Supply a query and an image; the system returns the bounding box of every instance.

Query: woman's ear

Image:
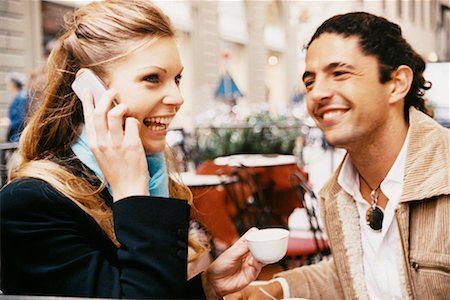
[388,65,413,104]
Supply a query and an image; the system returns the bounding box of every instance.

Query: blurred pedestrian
[2,72,28,142]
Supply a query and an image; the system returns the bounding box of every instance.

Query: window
[430,0,438,30]
[410,0,415,23]
[421,0,425,26]
[397,0,402,18]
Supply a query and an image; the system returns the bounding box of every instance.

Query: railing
[0,142,19,187]
[192,123,311,165]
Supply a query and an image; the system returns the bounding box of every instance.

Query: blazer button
[177,228,186,237]
[177,249,186,259]
[177,240,187,249]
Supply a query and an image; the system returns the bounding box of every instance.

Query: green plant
[194,112,302,163]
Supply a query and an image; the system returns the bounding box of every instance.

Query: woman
[0,0,262,298]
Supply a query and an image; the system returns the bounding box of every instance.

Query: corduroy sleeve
[274,258,345,299]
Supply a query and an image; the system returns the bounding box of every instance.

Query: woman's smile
[143,115,174,131]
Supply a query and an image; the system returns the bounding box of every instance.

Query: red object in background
[191,160,307,247]
[189,183,239,246]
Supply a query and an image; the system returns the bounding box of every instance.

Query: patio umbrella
[214,71,243,105]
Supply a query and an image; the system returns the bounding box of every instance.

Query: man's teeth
[322,110,345,120]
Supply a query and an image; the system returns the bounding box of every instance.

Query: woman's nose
[162,84,184,106]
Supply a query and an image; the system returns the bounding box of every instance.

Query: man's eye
[333,71,349,77]
[304,80,314,89]
[144,74,159,83]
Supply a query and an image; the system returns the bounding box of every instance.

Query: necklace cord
[360,174,385,232]
[359,174,383,206]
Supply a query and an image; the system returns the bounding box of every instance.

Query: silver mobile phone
[71,69,107,106]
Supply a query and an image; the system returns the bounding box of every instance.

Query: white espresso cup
[245,228,289,264]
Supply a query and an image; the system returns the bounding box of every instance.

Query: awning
[214,71,243,102]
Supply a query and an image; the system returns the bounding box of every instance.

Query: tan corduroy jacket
[276,108,450,300]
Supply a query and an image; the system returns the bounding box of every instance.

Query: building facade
[1,0,448,139]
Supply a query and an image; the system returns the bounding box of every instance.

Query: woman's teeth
[143,116,173,131]
[146,117,172,124]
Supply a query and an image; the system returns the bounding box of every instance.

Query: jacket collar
[400,108,450,203]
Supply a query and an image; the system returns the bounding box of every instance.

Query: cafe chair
[281,171,330,268]
[166,128,196,172]
[217,167,271,235]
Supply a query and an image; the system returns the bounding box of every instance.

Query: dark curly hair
[307,12,432,121]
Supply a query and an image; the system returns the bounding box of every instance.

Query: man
[230,12,449,300]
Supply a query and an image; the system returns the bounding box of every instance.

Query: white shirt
[277,131,409,299]
[337,130,409,300]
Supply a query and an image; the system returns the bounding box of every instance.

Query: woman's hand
[201,228,264,299]
[81,88,149,201]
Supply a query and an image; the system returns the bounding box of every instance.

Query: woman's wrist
[201,271,222,300]
[112,182,150,202]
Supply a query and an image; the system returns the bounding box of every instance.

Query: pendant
[365,206,384,232]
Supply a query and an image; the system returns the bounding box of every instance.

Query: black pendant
[365,206,384,232]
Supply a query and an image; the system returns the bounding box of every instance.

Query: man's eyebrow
[324,62,356,72]
[302,62,355,82]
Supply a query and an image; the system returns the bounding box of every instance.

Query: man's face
[302,33,393,149]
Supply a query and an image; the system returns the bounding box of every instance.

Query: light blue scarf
[71,127,169,198]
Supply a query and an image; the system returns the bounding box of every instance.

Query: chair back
[290,171,329,259]
[218,167,271,235]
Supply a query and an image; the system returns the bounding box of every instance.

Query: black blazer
[0,178,205,299]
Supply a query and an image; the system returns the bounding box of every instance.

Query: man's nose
[309,78,333,102]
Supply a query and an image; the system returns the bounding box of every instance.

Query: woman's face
[107,37,184,154]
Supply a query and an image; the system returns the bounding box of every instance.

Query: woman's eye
[144,74,159,83]
[175,75,182,86]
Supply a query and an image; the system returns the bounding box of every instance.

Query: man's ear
[388,65,413,104]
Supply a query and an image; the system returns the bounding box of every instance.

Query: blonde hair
[11,0,206,260]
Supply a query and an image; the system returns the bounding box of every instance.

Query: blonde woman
[0,0,263,298]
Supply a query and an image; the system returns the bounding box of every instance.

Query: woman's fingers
[228,227,258,253]
[80,86,140,151]
[123,117,142,148]
[107,103,129,146]
[77,85,148,200]
[91,88,118,151]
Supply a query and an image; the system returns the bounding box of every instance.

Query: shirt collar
[338,154,358,197]
[384,129,409,185]
[338,129,410,198]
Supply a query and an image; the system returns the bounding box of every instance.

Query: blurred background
[1,0,449,190]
